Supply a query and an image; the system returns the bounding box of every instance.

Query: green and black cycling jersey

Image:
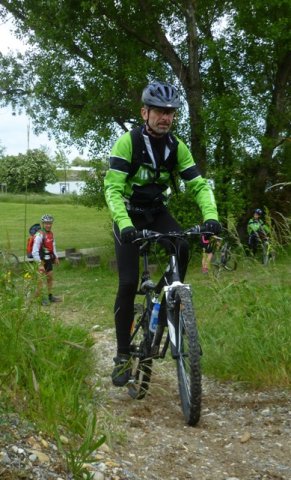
[247,218,270,235]
[104,125,218,232]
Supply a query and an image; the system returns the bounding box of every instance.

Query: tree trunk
[183,0,207,174]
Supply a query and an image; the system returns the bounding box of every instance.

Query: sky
[0,18,85,161]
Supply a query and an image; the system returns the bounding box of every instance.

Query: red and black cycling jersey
[32,229,57,261]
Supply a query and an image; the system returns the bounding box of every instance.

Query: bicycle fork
[164,282,192,359]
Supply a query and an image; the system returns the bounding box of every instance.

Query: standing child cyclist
[32,214,61,305]
[104,80,221,387]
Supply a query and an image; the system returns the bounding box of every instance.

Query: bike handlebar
[134,225,214,242]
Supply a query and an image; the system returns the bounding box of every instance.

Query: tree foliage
[78,159,107,210]
[0,0,290,219]
[0,148,57,192]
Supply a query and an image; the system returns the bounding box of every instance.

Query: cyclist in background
[104,80,221,387]
[247,208,270,255]
[32,214,61,305]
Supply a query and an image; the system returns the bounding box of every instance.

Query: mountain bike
[128,226,208,426]
[0,249,19,271]
[211,236,237,274]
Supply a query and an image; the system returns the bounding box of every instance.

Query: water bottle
[149,297,160,333]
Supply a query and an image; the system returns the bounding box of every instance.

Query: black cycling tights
[113,209,189,355]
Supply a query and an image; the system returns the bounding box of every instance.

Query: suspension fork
[164,280,192,358]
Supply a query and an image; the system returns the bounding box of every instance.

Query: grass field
[53,250,291,386]
[0,196,290,471]
[0,197,111,256]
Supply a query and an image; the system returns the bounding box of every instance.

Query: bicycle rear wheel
[128,303,153,400]
[174,286,201,426]
[222,249,237,271]
[0,252,19,271]
[268,250,276,264]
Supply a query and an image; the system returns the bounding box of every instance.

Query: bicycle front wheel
[174,286,201,426]
[128,304,153,400]
[262,242,270,265]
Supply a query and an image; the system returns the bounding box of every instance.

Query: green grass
[0,193,76,204]
[0,269,97,428]
[0,263,107,478]
[0,198,290,464]
[195,258,291,387]
[51,247,291,389]
[0,196,111,256]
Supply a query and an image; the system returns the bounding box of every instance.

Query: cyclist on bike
[32,214,61,305]
[104,80,221,387]
[247,208,270,255]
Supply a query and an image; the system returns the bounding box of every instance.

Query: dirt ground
[1,327,290,480]
[97,329,291,480]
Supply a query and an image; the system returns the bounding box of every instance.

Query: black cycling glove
[120,226,137,244]
[202,219,222,235]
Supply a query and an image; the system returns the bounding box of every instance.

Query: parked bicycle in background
[210,236,238,275]
[0,249,19,271]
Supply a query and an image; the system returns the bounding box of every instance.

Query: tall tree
[0,149,57,192]
[229,0,291,220]
[0,0,290,218]
[0,0,234,174]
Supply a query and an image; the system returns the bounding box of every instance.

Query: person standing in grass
[104,80,221,387]
[32,214,61,306]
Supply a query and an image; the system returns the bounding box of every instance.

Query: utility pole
[27,115,30,151]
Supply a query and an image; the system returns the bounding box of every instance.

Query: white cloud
[0,18,86,160]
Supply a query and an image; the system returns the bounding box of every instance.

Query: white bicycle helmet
[41,214,54,223]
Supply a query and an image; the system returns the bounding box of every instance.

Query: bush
[168,191,202,228]
[0,149,57,193]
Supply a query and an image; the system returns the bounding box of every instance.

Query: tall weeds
[0,264,105,476]
[198,264,291,387]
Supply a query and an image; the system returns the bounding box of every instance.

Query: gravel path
[96,329,291,480]
[1,328,290,480]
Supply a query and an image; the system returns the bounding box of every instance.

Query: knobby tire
[174,286,201,426]
[222,251,237,271]
[221,245,237,272]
